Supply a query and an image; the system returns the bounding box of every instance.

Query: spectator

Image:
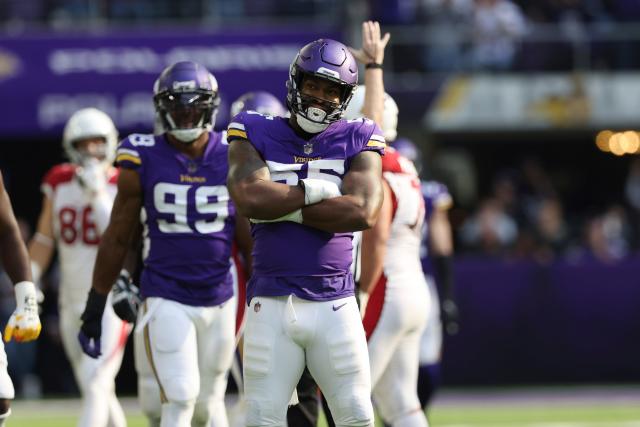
[469,0,527,71]
[421,0,474,72]
[460,198,519,255]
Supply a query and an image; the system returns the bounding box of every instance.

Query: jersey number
[59,206,99,245]
[153,183,229,234]
[266,159,345,186]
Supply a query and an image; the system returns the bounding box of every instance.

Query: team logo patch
[254,301,261,313]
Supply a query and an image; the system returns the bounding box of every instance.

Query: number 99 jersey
[115,131,236,307]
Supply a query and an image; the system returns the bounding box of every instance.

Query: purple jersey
[420,180,453,260]
[422,181,452,221]
[115,131,235,307]
[227,112,385,302]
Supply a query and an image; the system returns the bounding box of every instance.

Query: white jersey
[41,163,118,307]
[382,162,425,287]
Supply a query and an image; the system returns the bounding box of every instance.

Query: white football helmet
[343,84,399,142]
[62,108,118,165]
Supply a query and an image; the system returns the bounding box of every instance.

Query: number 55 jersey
[227,111,385,303]
[116,131,236,307]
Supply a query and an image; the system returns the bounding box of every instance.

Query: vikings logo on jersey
[227,110,385,302]
[115,131,236,307]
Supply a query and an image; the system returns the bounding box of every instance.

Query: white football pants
[419,275,442,366]
[60,296,130,427]
[0,341,14,400]
[367,277,430,427]
[243,294,374,427]
[142,296,236,427]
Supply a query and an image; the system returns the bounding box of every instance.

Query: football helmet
[343,85,399,142]
[62,108,118,166]
[286,39,358,133]
[394,137,422,174]
[153,61,220,143]
[230,91,288,118]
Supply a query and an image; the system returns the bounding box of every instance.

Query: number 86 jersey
[42,164,118,307]
[116,131,236,307]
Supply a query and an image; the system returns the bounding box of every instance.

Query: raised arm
[349,20,390,129]
[227,139,305,219]
[301,151,384,233]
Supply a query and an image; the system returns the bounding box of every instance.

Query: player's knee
[162,375,198,404]
[375,387,421,425]
[332,385,374,427]
[245,398,285,427]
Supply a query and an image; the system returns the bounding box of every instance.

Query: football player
[78,61,250,427]
[394,138,458,412]
[28,108,130,427]
[229,91,288,119]
[0,171,41,427]
[342,21,430,426]
[227,38,386,427]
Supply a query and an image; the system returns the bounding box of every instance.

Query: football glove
[4,281,41,343]
[111,270,141,323]
[299,178,341,205]
[78,288,107,358]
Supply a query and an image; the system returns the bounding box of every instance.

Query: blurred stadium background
[1,0,640,425]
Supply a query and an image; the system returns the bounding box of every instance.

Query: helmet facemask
[287,65,356,134]
[71,137,109,165]
[154,90,219,144]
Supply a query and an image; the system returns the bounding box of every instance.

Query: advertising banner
[0,28,336,137]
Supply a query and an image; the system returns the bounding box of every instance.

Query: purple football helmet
[230,91,288,118]
[153,61,220,143]
[286,39,358,133]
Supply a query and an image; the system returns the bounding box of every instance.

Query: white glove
[76,158,108,197]
[4,281,42,343]
[299,178,341,205]
[250,209,303,224]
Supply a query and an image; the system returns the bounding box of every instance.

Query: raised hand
[348,20,391,65]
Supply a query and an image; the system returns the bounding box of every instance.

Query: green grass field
[6,390,640,426]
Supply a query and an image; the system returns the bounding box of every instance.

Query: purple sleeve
[227,111,266,156]
[359,119,386,156]
[115,134,149,171]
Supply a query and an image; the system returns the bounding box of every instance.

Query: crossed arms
[227,139,383,233]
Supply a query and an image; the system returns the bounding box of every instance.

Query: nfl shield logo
[187,161,198,174]
[303,143,313,155]
[254,302,261,313]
